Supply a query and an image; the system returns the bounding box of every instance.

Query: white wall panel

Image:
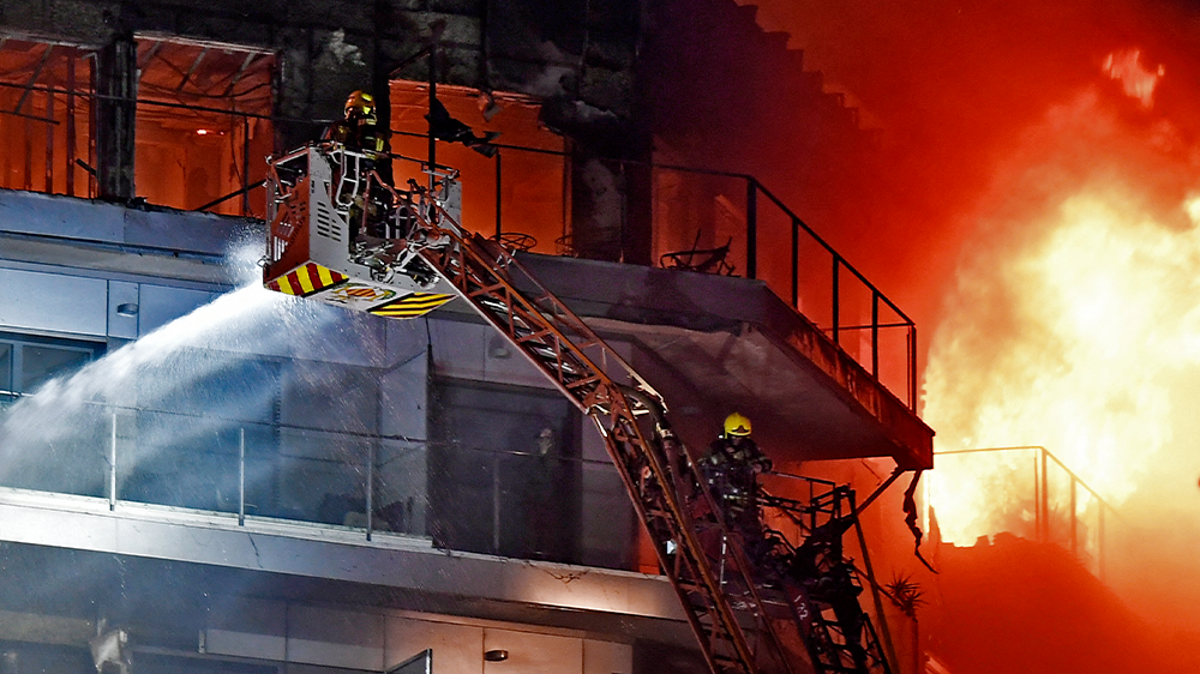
[431,320,487,381]
[0,267,107,336]
[584,639,633,674]
[289,604,385,671]
[483,628,582,674]
[380,354,427,440]
[137,284,218,336]
[384,617,484,674]
[0,190,124,242]
[199,599,633,674]
[430,319,556,390]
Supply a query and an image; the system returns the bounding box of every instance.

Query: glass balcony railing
[0,399,636,571]
[929,446,1116,579]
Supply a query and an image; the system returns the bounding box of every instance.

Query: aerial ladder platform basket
[263,142,894,674]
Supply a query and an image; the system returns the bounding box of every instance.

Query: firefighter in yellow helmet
[323,90,385,155]
[701,412,772,534]
[322,91,392,244]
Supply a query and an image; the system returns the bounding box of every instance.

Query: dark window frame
[0,330,105,401]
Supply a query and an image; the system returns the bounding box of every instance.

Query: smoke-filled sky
[739,0,1200,644]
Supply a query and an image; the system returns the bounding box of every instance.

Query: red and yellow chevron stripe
[368,292,456,319]
[265,263,347,297]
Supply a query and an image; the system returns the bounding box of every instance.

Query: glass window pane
[0,343,13,404]
[20,345,90,393]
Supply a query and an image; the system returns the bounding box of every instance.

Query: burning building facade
[0,2,939,674]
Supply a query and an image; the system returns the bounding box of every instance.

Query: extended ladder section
[417,218,797,674]
[262,146,893,674]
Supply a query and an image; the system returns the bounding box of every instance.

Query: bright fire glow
[923,186,1200,544]
[1102,48,1164,108]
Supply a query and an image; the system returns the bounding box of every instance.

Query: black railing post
[364,441,374,539]
[495,151,503,238]
[45,86,54,193]
[428,43,437,174]
[242,116,251,215]
[871,291,880,377]
[791,217,799,308]
[66,48,76,197]
[746,179,757,279]
[109,412,118,511]
[366,441,375,541]
[492,452,502,554]
[909,325,918,411]
[831,257,840,344]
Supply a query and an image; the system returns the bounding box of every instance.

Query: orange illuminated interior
[0,40,93,197]
[389,80,568,255]
[135,37,274,217]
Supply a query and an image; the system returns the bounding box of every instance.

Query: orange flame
[923,185,1200,544]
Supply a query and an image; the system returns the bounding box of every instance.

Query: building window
[0,331,103,405]
[428,377,583,564]
[0,39,95,197]
[135,37,274,217]
[389,80,567,254]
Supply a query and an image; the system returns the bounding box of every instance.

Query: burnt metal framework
[0,42,92,197]
[0,37,914,411]
[759,484,895,674]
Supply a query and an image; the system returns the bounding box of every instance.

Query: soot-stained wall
[0,0,643,152]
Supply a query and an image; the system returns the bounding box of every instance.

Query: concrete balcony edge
[0,487,685,622]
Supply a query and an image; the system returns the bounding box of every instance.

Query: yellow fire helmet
[344,91,376,121]
[724,412,752,437]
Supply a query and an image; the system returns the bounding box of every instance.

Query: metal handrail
[933,445,1117,580]
[0,66,919,409]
